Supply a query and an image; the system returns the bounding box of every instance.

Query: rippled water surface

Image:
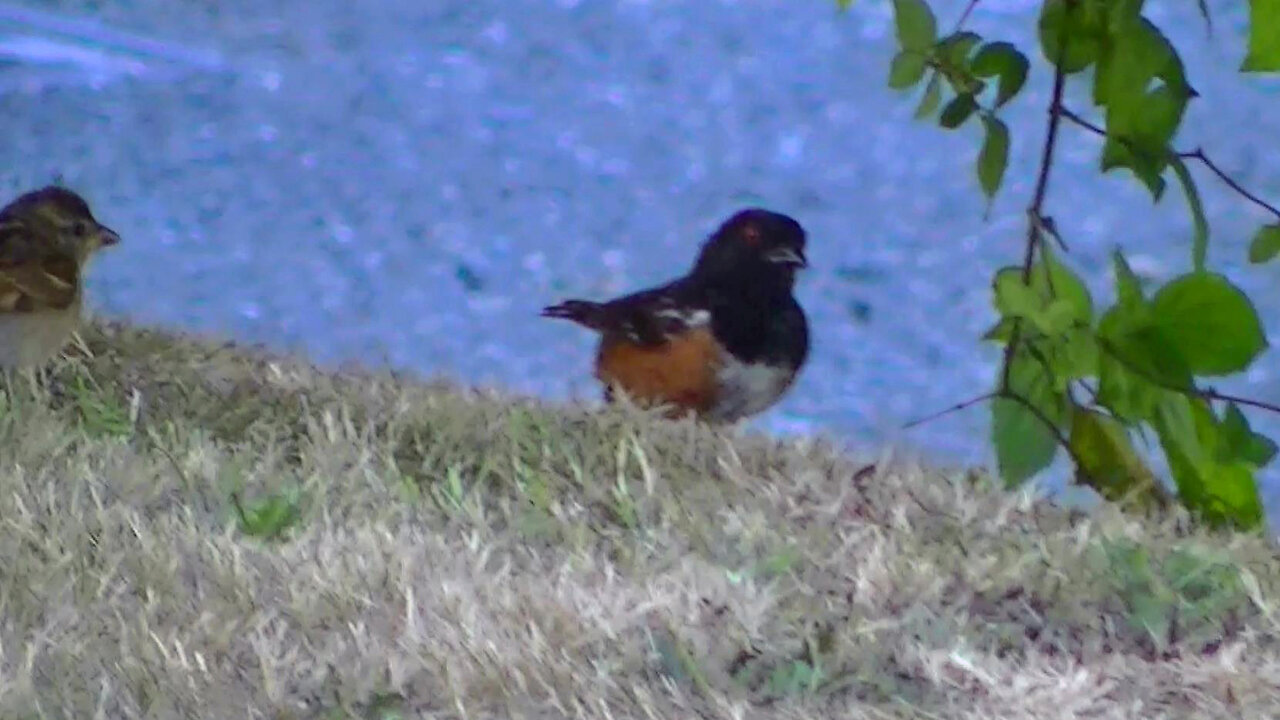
[2,1,1279,516]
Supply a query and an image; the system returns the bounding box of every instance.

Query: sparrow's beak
[97,224,121,247]
[766,246,807,268]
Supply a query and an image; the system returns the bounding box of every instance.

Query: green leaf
[1069,407,1164,507]
[938,30,982,66]
[1095,18,1193,198]
[915,72,943,119]
[1112,248,1145,308]
[1150,272,1268,376]
[1104,0,1146,28]
[233,488,304,540]
[893,0,938,52]
[993,267,1044,321]
[1247,223,1280,263]
[938,94,978,129]
[1111,17,1192,97]
[1221,402,1279,466]
[971,41,1030,107]
[1035,249,1094,325]
[1040,299,1084,340]
[1201,462,1264,529]
[977,116,1010,202]
[981,316,1019,344]
[1101,85,1186,199]
[1242,0,1280,72]
[992,353,1065,486]
[1248,432,1278,467]
[1057,324,1101,380]
[1154,394,1264,530]
[1155,394,1243,525]
[1163,548,1245,618]
[836,0,855,10]
[1154,392,1210,474]
[992,254,1092,334]
[1097,350,1161,422]
[1038,0,1103,73]
[1098,302,1193,391]
[71,375,134,439]
[1102,251,1160,417]
[889,50,928,89]
[1169,156,1208,271]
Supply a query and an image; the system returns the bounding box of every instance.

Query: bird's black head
[691,208,808,290]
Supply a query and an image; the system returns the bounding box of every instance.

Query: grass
[0,320,1278,719]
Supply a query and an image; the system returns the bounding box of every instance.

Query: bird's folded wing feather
[605,283,711,346]
[0,221,79,312]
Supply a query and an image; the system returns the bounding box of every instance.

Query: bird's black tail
[540,299,606,330]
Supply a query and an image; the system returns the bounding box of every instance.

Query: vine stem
[898,388,1086,476]
[1095,334,1280,417]
[1200,390,1280,415]
[999,3,1072,392]
[903,391,996,429]
[1057,106,1280,221]
[954,0,981,31]
[997,390,1085,472]
[1181,148,1280,221]
[1021,65,1070,282]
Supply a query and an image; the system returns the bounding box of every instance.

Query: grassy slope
[0,321,1277,719]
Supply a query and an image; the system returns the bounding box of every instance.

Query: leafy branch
[1055,105,1280,263]
[870,0,1280,530]
[1000,0,1069,395]
[1055,105,1280,221]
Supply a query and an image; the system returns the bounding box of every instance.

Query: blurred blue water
[2,1,1279,519]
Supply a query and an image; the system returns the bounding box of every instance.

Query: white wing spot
[654,307,710,327]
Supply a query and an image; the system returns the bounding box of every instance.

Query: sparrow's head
[3,186,121,263]
[692,208,808,289]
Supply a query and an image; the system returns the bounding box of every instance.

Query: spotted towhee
[542,208,810,422]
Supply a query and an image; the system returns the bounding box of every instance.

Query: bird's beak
[766,246,807,268]
[97,224,121,247]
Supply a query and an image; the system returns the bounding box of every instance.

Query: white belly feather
[707,354,796,422]
[0,295,82,369]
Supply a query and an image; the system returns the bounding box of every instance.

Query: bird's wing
[599,280,711,346]
[0,221,80,312]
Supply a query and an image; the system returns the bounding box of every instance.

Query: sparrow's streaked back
[0,186,120,370]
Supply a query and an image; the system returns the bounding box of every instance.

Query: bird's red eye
[740,224,762,246]
[71,221,88,237]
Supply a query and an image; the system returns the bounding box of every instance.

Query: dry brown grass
[0,321,1277,719]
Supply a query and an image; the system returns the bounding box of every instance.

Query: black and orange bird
[541,208,810,422]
